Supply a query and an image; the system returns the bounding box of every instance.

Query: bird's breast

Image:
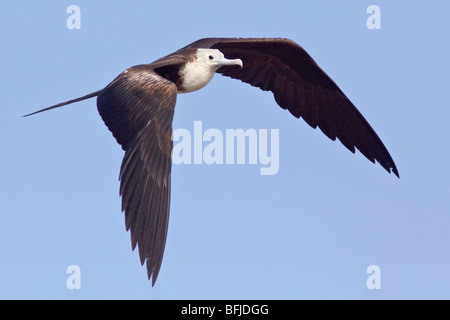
[177,60,216,94]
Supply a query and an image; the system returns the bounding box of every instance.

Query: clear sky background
[1,1,449,299]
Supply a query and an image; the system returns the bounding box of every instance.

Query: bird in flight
[25,38,399,286]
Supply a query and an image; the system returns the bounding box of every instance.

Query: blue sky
[1,1,449,299]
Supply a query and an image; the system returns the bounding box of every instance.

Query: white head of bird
[178,48,243,93]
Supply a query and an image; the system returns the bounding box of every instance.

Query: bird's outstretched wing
[186,38,399,177]
[97,64,176,285]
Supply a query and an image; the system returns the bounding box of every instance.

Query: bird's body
[25,38,399,286]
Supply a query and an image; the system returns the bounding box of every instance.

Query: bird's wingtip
[393,168,400,179]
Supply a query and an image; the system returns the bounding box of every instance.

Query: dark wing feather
[97,64,176,285]
[186,38,399,177]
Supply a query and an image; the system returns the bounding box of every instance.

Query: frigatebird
[25,37,399,286]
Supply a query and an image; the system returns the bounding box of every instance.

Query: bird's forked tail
[23,90,102,117]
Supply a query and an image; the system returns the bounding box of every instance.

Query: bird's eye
[208,55,214,60]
